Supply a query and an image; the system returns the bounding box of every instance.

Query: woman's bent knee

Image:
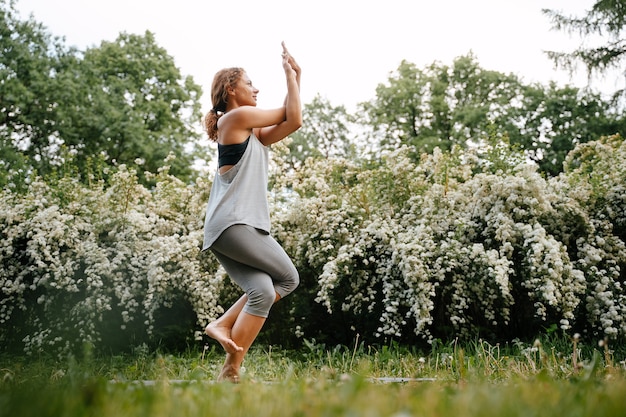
[246,285,276,317]
[279,267,299,298]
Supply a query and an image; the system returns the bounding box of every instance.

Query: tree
[0,0,65,173]
[359,60,430,158]
[359,53,624,175]
[0,1,204,185]
[55,31,204,183]
[285,94,356,169]
[503,82,623,175]
[543,0,626,100]
[445,55,523,147]
[360,55,524,159]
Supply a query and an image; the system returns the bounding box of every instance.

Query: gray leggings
[210,224,299,318]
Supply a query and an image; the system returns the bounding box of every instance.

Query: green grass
[1,337,625,417]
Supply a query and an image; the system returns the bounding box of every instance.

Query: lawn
[1,337,625,417]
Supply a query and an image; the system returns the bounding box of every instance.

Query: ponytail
[203,67,244,141]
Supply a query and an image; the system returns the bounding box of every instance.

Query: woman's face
[232,72,259,107]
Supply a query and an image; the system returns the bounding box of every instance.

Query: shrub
[273,135,626,345]
[0,159,222,356]
[1,136,624,355]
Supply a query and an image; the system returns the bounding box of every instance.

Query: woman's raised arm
[255,42,302,145]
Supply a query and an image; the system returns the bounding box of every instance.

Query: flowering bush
[274,135,625,344]
[0,159,223,356]
[1,136,624,355]
[558,135,626,338]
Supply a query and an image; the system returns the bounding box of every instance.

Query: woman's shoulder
[225,105,257,118]
[218,106,258,128]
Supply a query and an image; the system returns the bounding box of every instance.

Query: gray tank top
[202,132,270,250]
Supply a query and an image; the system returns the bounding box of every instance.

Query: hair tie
[211,107,219,114]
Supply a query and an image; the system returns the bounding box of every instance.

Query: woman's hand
[254,42,302,145]
[281,41,301,86]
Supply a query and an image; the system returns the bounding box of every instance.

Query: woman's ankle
[217,364,240,383]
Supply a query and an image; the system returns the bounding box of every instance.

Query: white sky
[15,0,616,113]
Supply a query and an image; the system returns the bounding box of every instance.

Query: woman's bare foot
[205,322,243,354]
[217,364,240,383]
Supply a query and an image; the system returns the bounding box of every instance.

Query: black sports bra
[218,136,250,167]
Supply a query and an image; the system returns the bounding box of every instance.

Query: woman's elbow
[287,112,302,130]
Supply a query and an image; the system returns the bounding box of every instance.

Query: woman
[202,42,302,383]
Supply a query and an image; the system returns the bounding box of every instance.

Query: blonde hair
[203,67,244,141]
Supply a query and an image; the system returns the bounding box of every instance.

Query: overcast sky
[15,0,613,113]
